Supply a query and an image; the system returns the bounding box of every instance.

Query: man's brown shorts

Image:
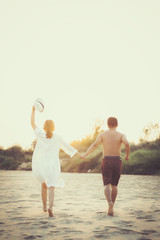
[101,156,122,186]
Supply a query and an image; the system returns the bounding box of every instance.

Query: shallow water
[0,171,160,240]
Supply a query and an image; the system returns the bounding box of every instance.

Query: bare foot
[108,202,114,216]
[43,205,47,212]
[48,208,53,217]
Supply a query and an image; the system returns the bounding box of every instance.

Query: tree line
[0,122,160,174]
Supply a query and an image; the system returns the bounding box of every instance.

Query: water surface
[0,171,159,240]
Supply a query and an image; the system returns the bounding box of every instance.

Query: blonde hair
[43,120,55,138]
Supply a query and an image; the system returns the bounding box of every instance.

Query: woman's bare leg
[41,183,47,212]
[48,186,55,217]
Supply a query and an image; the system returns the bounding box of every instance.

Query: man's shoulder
[116,130,124,136]
[101,130,107,136]
[102,130,124,135]
[96,131,105,140]
[101,130,110,138]
[116,131,127,140]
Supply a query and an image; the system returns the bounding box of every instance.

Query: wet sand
[0,171,160,240]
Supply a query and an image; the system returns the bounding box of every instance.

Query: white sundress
[32,126,77,188]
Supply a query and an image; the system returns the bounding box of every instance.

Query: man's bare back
[84,126,129,160]
[101,129,128,157]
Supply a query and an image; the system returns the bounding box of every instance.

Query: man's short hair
[107,117,118,127]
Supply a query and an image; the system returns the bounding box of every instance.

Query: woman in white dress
[31,106,83,217]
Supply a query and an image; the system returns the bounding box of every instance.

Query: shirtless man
[83,117,130,216]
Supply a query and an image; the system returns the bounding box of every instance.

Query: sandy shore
[0,171,160,240]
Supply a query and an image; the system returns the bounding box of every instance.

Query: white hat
[34,98,44,112]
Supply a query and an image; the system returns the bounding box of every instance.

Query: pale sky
[0,0,160,149]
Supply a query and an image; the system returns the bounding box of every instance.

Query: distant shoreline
[0,138,160,175]
[1,168,160,176]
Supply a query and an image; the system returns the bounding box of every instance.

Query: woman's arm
[31,106,36,130]
[57,135,84,159]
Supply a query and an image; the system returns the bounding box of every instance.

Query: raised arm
[83,134,102,158]
[31,106,36,130]
[122,134,130,160]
